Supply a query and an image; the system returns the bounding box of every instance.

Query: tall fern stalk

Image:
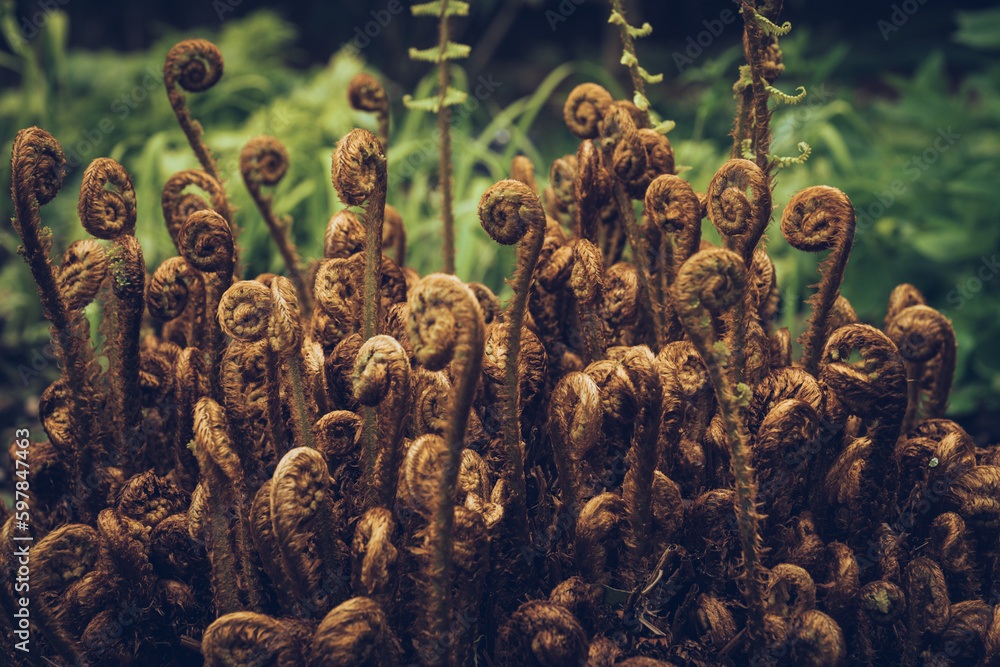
[405,0,470,275]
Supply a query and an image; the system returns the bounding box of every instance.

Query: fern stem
[608,0,651,127]
[286,353,316,451]
[438,0,456,274]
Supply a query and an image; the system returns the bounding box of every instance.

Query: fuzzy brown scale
[782,185,856,378]
[574,139,611,242]
[599,105,665,349]
[548,371,602,529]
[353,334,411,508]
[202,611,309,666]
[161,168,232,249]
[11,128,102,505]
[478,180,545,542]
[78,157,137,240]
[564,83,614,140]
[241,135,311,311]
[57,239,108,311]
[311,597,401,666]
[270,446,346,618]
[164,39,224,180]
[348,72,390,151]
[885,304,957,434]
[405,274,484,664]
[324,209,366,259]
[548,153,577,218]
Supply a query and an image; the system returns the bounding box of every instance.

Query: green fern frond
[651,119,676,135]
[630,22,653,38]
[741,139,812,169]
[408,41,471,62]
[766,85,807,104]
[607,1,663,119]
[742,8,792,36]
[620,52,662,84]
[608,11,652,38]
[411,0,469,17]
[402,87,468,113]
[771,142,812,170]
[733,64,752,94]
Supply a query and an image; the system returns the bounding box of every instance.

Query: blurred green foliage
[1,7,998,431]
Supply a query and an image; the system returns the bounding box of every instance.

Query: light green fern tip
[743,7,792,36]
[620,53,663,84]
[767,85,807,105]
[772,142,812,170]
[411,0,469,17]
[403,87,468,113]
[609,6,662,98]
[733,64,752,94]
[609,11,654,38]
[740,139,811,170]
[631,22,653,38]
[407,0,470,115]
[409,42,471,62]
[652,120,676,135]
[712,339,731,359]
[734,382,753,407]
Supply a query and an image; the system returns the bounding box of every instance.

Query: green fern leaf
[745,9,792,36]
[411,1,469,17]
[408,41,470,62]
[608,11,653,38]
[652,120,676,135]
[766,85,807,105]
[771,142,812,170]
[402,87,468,113]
